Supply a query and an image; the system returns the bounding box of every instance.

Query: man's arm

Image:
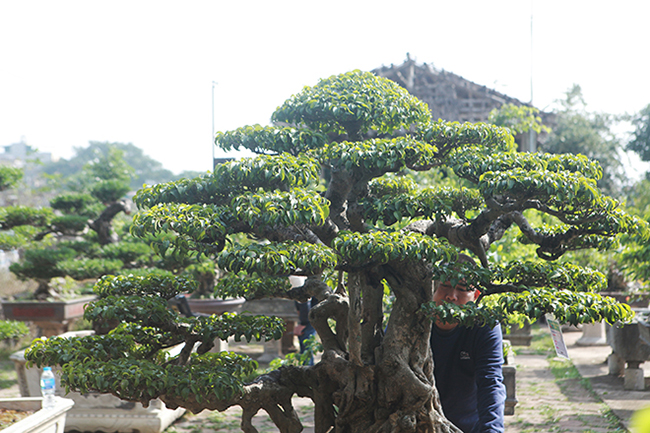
[473,324,506,433]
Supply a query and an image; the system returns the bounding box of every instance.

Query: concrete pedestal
[624,365,646,391]
[211,337,228,353]
[606,318,650,390]
[502,365,517,415]
[241,298,299,362]
[608,352,626,376]
[505,323,532,346]
[576,321,607,346]
[257,339,283,363]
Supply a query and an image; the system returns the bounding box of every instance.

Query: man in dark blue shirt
[431,257,506,433]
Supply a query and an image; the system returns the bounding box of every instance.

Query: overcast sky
[1,1,649,177]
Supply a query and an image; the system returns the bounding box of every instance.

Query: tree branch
[347,272,363,366]
[310,293,349,353]
[89,199,131,245]
[324,167,353,231]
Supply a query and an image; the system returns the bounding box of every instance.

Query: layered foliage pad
[29,273,284,406]
[3,147,218,300]
[26,70,648,431]
[0,166,23,191]
[0,320,29,341]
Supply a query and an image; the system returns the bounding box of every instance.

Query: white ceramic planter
[0,397,74,433]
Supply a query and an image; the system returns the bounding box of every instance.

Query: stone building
[0,138,52,167]
[372,55,548,152]
[0,138,54,206]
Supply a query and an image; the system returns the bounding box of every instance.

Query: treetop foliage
[488,103,551,135]
[626,103,650,163]
[0,165,23,192]
[272,70,432,138]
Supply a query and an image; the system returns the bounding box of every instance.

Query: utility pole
[212,81,218,169]
[528,0,537,153]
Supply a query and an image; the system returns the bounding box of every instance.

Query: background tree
[42,141,177,191]
[625,103,650,181]
[0,165,33,340]
[27,71,646,433]
[618,105,650,291]
[540,85,625,197]
[4,146,216,302]
[626,104,650,163]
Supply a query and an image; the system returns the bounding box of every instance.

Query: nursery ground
[0,323,646,432]
[165,324,645,433]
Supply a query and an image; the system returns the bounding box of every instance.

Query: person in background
[431,254,506,433]
[290,276,318,365]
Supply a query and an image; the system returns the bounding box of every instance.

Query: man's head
[433,253,479,330]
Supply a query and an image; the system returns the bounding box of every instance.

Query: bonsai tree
[4,148,136,299]
[26,71,647,432]
[3,146,218,303]
[0,166,30,341]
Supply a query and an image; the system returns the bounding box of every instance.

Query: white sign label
[546,314,570,359]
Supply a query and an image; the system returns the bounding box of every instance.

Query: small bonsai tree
[3,146,217,304]
[0,166,30,341]
[4,148,135,299]
[26,71,647,432]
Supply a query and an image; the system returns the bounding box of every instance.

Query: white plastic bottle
[40,367,56,409]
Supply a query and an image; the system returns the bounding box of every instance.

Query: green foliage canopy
[626,103,650,163]
[540,85,624,197]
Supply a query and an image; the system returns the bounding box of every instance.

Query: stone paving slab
[503,352,615,432]
[564,327,650,432]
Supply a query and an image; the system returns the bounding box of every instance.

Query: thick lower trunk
[312,350,460,433]
[158,262,462,432]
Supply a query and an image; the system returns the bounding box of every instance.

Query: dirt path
[503,353,618,433]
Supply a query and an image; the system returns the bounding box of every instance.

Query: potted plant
[0,317,72,433]
[0,150,137,335]
[181,261,245,315]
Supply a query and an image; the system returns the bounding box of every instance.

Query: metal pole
[212,81,217,169]
[528,0,536,152]
[530,0,534,105]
